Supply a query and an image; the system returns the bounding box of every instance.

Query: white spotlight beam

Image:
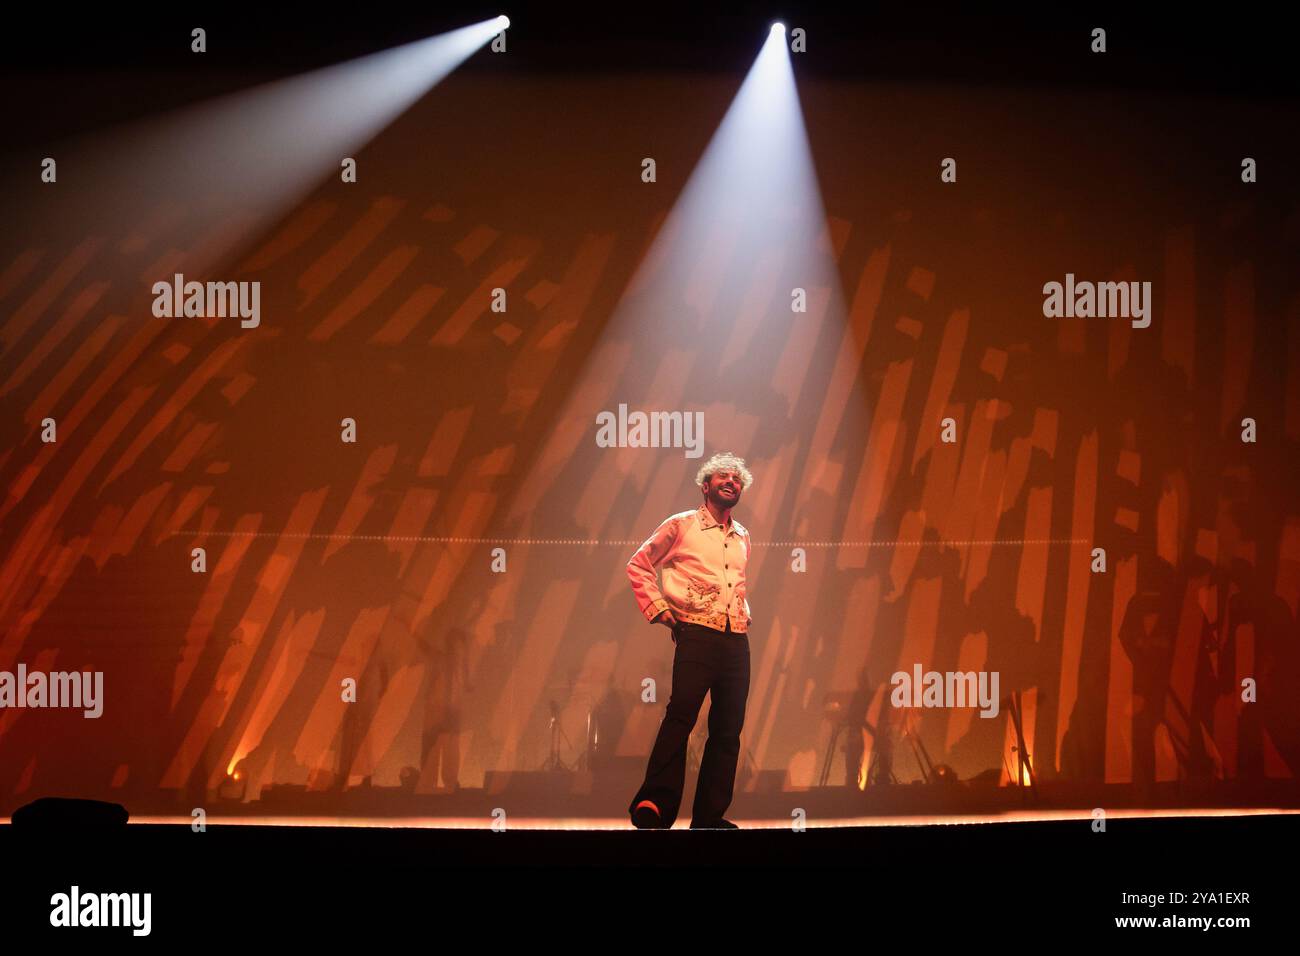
[505,25,850,527]
[17,18,507,276]
[623,24,824,317]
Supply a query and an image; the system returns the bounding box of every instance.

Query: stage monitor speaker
[11,797,129,828]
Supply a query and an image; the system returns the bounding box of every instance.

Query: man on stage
[626,452,754,829]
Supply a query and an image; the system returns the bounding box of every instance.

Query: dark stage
[1,809,1287,939]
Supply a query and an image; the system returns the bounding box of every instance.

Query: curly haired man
[626,452,754,830]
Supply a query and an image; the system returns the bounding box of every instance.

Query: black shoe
[631,800,664,829]
[689,818,739,829]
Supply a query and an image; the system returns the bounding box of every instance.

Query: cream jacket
[627,503,751,634]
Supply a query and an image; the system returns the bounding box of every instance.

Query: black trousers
[628,620,751,827]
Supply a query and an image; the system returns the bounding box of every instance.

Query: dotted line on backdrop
[170,530,1091,547]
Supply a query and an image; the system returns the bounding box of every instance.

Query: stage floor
[3,810,1285,939]
[107,805,1300,829]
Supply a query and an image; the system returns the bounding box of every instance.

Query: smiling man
[626,451,754,830]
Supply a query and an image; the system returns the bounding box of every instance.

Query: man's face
[704,468,744,510]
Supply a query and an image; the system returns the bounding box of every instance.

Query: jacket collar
[697,502,738,536]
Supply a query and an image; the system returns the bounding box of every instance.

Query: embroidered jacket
[627,503,751,634]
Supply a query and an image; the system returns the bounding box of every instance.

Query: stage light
[217,764,248,800]
[932,764,958,785]
[504,0,854,539]
[497,15,510,29]
[17,17,508,297]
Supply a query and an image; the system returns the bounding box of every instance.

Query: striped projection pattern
[1,71,1298,816]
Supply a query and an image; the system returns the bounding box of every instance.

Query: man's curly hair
[695,452,754,491]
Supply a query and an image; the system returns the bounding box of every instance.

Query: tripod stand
[540,699,575,771]
[819,716,888,787]
[902,709,935,783]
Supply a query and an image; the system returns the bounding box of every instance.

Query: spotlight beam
[504,22,853,531]
[14,18,506,283]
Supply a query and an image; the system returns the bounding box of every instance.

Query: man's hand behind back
[652,609,680,641]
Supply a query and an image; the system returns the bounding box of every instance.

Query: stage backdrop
[1,67,1298,815]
